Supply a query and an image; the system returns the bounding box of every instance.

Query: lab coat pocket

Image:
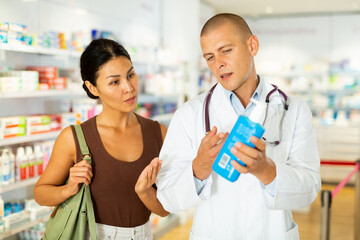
[190,231,212,240]
[285,222,299,240]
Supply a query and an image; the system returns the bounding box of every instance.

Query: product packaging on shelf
[15,147,28,181]
[0,30,7,43]
[34,145,44,176]
[26,115,51,135]
[1,149,10,186]
[26,66,58,90]
[25,146,36,178]
[7,148,15,184]
[0,76,21,92]
[60,112,82,129]
[0,116,26,139]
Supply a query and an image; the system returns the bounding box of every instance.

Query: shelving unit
[0,44,81,57]
[0,40,83,239]
[138,93,179,104]
[0,213,51,238]
[0,177,40,194]
[0,90,85,99]
[0,131,61,146]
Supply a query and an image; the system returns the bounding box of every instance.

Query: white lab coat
[156,80,321,240]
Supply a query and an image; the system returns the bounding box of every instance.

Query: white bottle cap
[34,145,42,153]
[25,146,33,155]
[249,98,266,124]
[17,147,25,156]
[2,149,9,156]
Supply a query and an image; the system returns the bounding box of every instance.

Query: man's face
[200,22,257,92]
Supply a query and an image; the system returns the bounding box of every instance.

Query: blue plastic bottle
[212,99,266,182]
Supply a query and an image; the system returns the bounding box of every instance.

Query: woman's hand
[135,157,161,196]
[63,156,93,198]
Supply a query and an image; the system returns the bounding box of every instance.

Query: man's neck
[233,75,259,108]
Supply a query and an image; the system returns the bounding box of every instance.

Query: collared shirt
[194,77,277,196]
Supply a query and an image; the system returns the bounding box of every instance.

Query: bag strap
[85,185,97,239]
[73,125,92,165]
[73,124,97,240]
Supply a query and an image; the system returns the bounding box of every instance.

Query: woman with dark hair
[34,39,168,239]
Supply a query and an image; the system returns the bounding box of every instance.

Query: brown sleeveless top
[70,114,163,227]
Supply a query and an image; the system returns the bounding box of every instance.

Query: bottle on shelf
[25,146,35,178]
[7,148,15,184]
[34,144,44,176]
[16,147,28,181]
[1,149,10,186]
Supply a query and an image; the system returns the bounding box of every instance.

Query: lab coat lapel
[260,80,284,123]
[211,84,238,132]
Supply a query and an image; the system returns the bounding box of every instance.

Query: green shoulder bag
[42,124,97,240]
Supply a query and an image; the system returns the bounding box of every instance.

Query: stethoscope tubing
[203,81,288,146]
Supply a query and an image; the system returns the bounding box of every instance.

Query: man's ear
[85,80,99,97]
[247,35,259,56]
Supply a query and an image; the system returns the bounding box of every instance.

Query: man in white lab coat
[156,13,321,240]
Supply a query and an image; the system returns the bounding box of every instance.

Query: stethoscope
[204,79,289,146]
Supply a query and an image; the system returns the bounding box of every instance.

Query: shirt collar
[223,75,263,104]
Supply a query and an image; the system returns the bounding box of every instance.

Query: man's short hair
[201,13,253,41]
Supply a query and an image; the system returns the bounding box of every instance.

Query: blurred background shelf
[0,131,61,146]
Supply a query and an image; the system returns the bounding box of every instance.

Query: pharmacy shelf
[263,71,327,78]
[138,94,179,104]
[152,113,174,122]
[0,177,40,194]
[292,89,358,96]
[0,90,86,99]
[0,91,178,101]
[0,212,50,238]
[0,43,81,57]
[0,130,61,146]
[311,106,360,111]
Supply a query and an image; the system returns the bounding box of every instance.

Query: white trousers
[86,221,153,240]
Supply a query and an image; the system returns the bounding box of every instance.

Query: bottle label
[28,165,35,178]
[20,164,27,180]
[37,162,43,175]
[218,153,231,169]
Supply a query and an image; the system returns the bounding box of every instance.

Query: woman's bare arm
[34,126,93,206]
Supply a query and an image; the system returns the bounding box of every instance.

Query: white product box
[0,116,26,139]
[0,77,21,92]
[26,116,51,135]
[61,112,81,129]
